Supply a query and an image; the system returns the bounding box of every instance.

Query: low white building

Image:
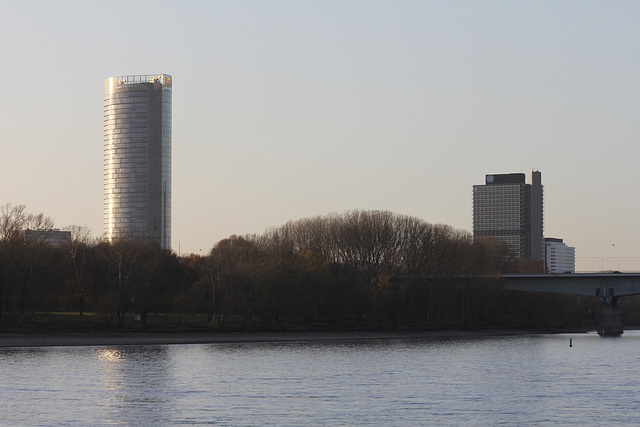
[545,238,575,273]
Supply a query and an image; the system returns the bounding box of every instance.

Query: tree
[205,235,261,325]
[0,203,28,322]
[0,205,56,322]
[130,244,182,327]
[97,238,161,327]
[63,225,93,315]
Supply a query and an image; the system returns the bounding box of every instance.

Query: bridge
[502,273,640,335]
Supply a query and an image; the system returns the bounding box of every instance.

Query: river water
[1,331,639,426]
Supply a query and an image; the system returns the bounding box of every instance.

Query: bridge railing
[575,270,640,274]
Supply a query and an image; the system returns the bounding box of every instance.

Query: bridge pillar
[598,302,623,336]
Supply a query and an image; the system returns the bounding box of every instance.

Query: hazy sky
[2,1,639,271]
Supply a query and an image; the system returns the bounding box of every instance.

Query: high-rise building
[545,238,575,273]
[472,171,544,260]
[104,74,172,249]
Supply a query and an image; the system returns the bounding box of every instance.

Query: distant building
[473,171,544,260]
[23,229,71,246]
[545,238,575,273]
[104,74,172,249]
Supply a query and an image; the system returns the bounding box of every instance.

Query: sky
[1,1,639,271]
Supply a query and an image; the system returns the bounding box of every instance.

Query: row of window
[104,105,150,113]
[474,195,544,201]
[105,144,151,150]
[474,213,531,218]
[547,253,575,258]
[104,165,170,172]
[104,151,149,157]
[104,149,166,156]
[104,113,149,121]
[107,89,157,97]
[106,178,148,185]
[104,99,149,107]
[105,209,171,217]
[104,110,170,119]
[474,201,542,207]
[474,217,524,222]
[474,189,526,195]
[104,189,146,196]
[105,89,170,97]
[105,147,153,154]
[104,138,169,145]
[105,124,149,133]
[104,164,169,173]
[105,119,149,127]
[105,210,148,216]
[474,211,526,216]
[105,193,171,201]
[105,95,153,103]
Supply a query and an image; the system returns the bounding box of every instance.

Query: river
[1,331,639,425]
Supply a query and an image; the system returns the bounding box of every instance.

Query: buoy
[569,338,573,348]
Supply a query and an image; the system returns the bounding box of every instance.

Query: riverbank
[0,328,592,348]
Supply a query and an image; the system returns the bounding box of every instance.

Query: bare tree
[0,203,27,244]
[63,225,93,315]
[17,212,55,321]
[0,204,56,322]
[98,238,141,326]
[0,203,28,321]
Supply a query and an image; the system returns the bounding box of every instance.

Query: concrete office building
[23,229,71,246]
[104,74,172,249]
[545,238,575,273]
[473,171,544,260]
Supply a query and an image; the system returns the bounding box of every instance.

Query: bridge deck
[502,273,640,298]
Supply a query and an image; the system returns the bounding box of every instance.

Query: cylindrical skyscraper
[104,74,172,249]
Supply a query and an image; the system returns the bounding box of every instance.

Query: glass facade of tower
[472,172,544,260]
[104,74,172,249]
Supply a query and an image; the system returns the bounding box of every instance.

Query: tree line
[0,204,604,331]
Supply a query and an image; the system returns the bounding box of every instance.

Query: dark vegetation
[0,204,623,333]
